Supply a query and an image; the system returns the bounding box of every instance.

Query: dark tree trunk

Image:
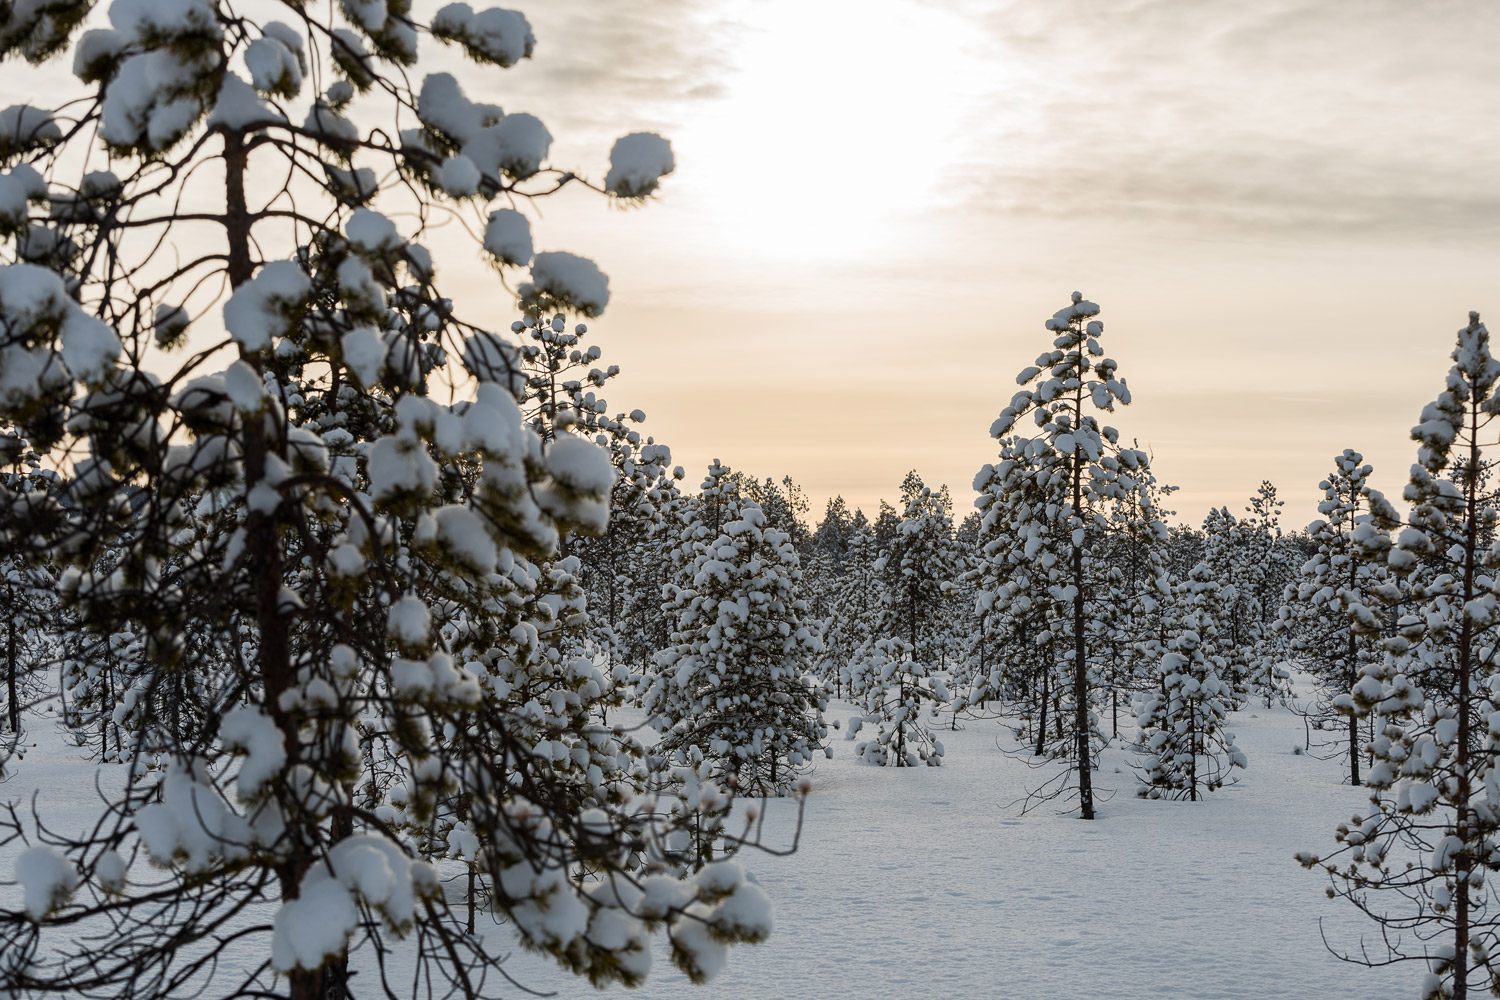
[225,128,320,1000]
[6,609,18,733]
[1070,387,1094,820]
[1035,666,1049,757]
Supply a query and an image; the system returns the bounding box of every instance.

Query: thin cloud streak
[946,0,1500,239]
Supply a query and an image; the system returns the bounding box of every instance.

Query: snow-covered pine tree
[948,509,994,716]
[620,461,688,687]
[802,495,852,691]
[973,292,1161,818]
[53,483,242,771]
[1091,446,1173,740]
[845,474,959,766]
[654,460,740,637]
[1165,522,1206,580]
[0,561,51,742]
[876,473,960,668]
[646,495,827,795]
[972,431,1063,752]
[811,495,854,573]
[58,627,136,763]
[824,508,881,699]
[506,306,676,700]
[1200,505,1254,702]
[1136,561,1247,800]
[570,428,676,691]
[872,498,900,555]
[1275,450,1396,785]
[1304,312,1500,1000]
[1244,481,1295,704]
[736,473,811,554]
[0,5,778,995]
[926,483,971,686]
[1201,488,1293,707]
[847,636,946,766]
[0,435,56,744]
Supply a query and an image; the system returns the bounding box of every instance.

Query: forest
[0,1,1496,999]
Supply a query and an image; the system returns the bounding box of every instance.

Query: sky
[8,0,1496,530]
[453,0,1500,530]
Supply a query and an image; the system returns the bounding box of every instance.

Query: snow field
[505,686,1402,999]
[2,680,1403,999]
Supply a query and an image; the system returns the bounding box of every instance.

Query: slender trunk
[1188,699,1198,802]
[1071,390,1094,819]
[6,609,18,732]
[467,868,477,936]
[1347,533,1362,786]
[1035,666,1049,757]
[319,801,355,999]
[102,657,114,759]
[1346,618,1361,786]
[1452,404,1482,1000]
[226,129,318,1000]
[979,617,987,710]
[895,673,906,766]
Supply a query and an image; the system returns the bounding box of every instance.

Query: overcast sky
[17,0,1496,528]
[463,0,1500,529]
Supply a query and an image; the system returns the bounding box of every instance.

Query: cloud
[461,0,739,139]
[942,0,1500,239]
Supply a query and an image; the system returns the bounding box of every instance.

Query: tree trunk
[1071,409,1094,820]
[1451,401,1483,1000]
[1347,554,1361,786]
[225,128,319,1000]
[1035,667,1049,757]
[6,608,18,733]
[1346,714,1360,787]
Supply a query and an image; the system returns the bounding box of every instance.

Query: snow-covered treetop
[988,291,1132,450]
[975,293,1157,534]
[1410,311,1500,482]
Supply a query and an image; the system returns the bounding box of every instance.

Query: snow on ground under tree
[1,677,1404,999]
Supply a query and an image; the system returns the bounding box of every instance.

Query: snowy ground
[2,681,1411,999]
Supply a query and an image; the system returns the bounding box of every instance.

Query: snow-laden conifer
[841,475,959,765]
[823,509,881,698]
[646,489,827,795]
[1136,562,1247,799]
[0,433,56,751]
[847,637,947,766]
[0,4,776,995]
[1275,450,1398,785]
[973,292,1163,818]
[1203,485,1292,706]
[1306,313,1500,1000]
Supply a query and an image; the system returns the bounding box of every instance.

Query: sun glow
[672,0,1000,270]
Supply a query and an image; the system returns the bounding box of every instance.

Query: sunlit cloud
[948,0,1500,238]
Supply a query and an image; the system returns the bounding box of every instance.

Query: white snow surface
[0,676,1409,998]
[501,687,1404,1000]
